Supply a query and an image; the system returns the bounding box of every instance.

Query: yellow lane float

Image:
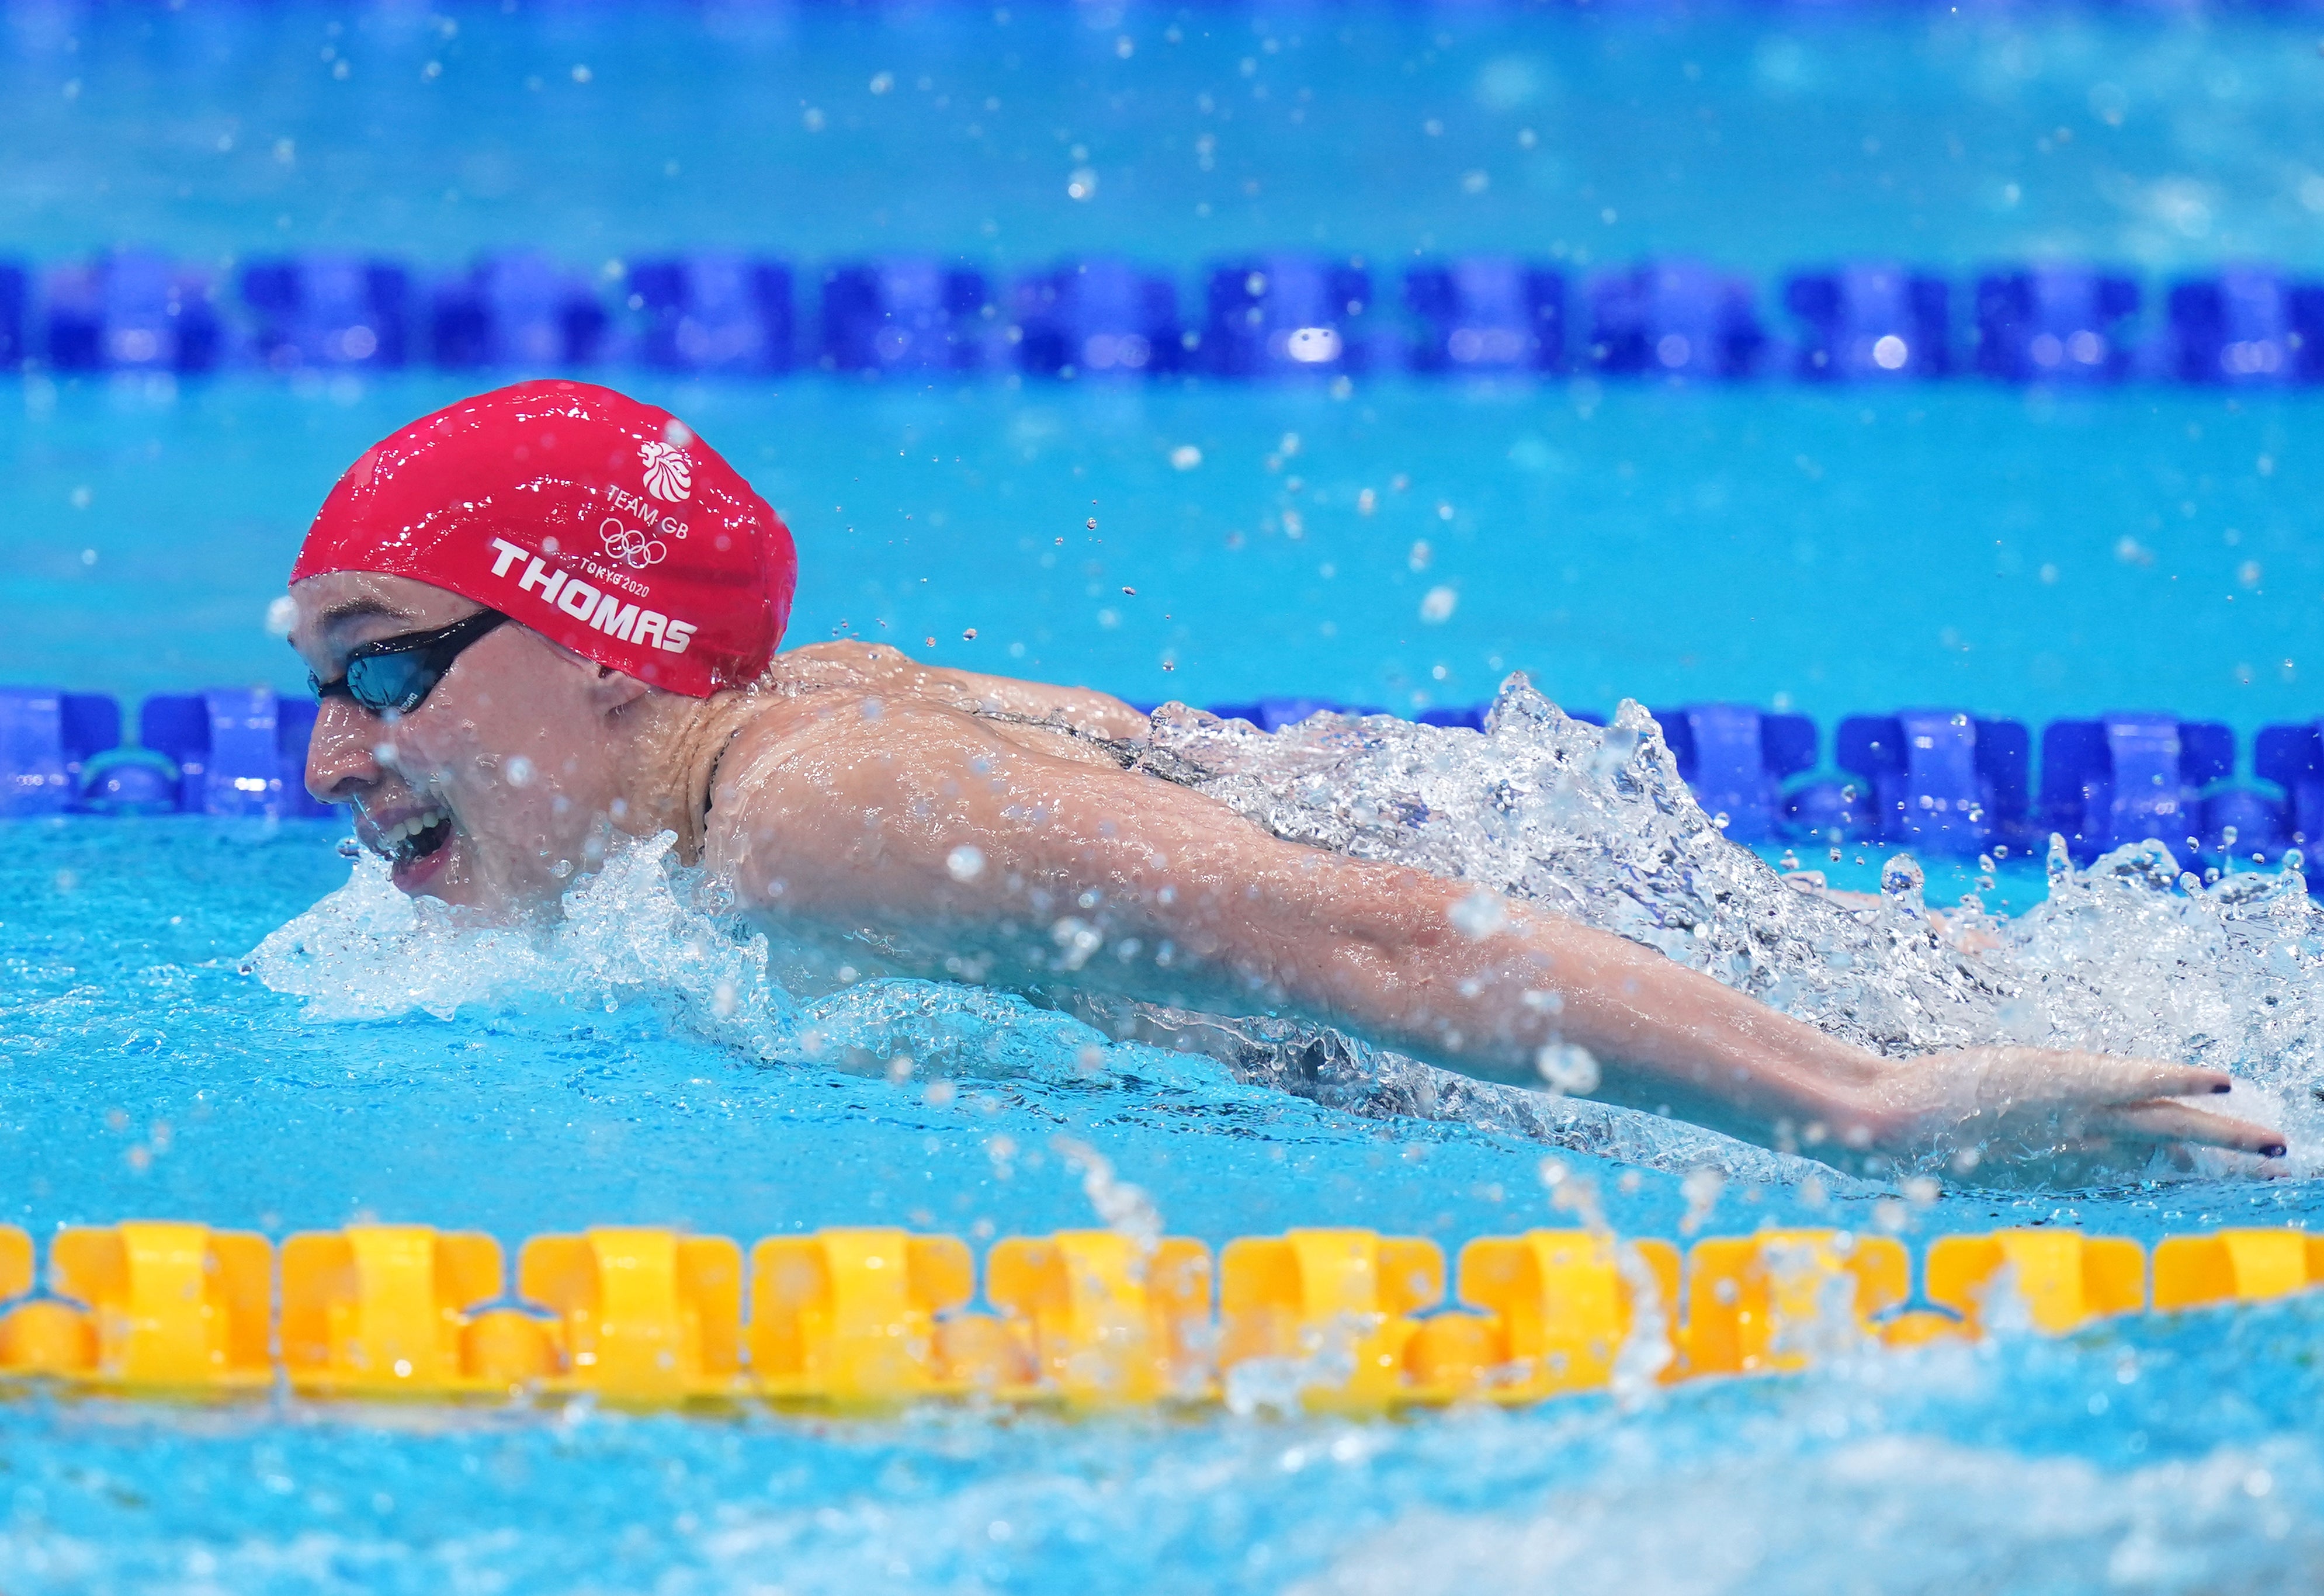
[0,1219,2314,1412]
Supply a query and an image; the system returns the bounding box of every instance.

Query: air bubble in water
[1051,916,1101,969]
[1879,853,1925,904]
[1534,1042,1600,1095]
[1679,1166,1725,1233]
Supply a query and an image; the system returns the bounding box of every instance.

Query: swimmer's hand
[1855,1046,2287,1182]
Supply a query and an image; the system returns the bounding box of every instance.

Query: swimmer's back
[766,641,1157,752]
[695,643,1159,862]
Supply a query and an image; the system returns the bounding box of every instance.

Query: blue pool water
[5,2,2324,1590]
[8,1,2324,275]
[7,377,2316,733]
[5,793,2323,1592]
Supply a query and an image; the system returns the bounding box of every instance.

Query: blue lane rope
[4,253,2318,388]
[2,685,2314,868]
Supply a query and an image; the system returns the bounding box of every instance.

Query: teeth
[373,808,449,854]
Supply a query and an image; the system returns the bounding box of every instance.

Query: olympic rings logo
[600,517,669,569]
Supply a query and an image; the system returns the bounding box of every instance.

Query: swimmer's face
[287,571,647,913]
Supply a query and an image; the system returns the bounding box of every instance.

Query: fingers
[2096,1098,2287,1158]
[2064,1053,2236,1101]
[1901,1049,2280,1182]
[2124,1061,2236,1098]
[1962,1048,2233,1108]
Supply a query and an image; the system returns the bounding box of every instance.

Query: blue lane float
[4,688,2312,883]
[1583,259,1767,379]
[240,256,414,373]
[818,258,996,376]
[138,690,328,820]
[0,688,121,816]
[1784,265,1950,381]
[1201,256,1375,377]
[1404,258,1565,375]
[1011,257,1185,379]
[429,254,612,372]
[1826,712,2030,853]
[2255,726,2324,855]
[1971,266,2141,383]
[1655,703,1816,841]
[9,248,2324,383]
[0,686,323,820]
[627,255,796,376]
[0,261,27,370]
[2041,715,2217,852]
[43,251,223,375]
[2165,265,2324,386]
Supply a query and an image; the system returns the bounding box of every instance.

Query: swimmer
[283,382,2285,1179]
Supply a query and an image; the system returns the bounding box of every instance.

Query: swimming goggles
[310,609,509,717]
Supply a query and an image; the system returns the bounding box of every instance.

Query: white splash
[1051,1135,1165,1261]
[244,832,801,1060]
[1139,676,2324,1168]
[244,832,1143,1085]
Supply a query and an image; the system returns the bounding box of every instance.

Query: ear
[586,664,652,716]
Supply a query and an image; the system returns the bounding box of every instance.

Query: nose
[306,695,385,803]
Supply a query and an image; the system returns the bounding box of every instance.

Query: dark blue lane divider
[4,686,2315,880]
[7,250,2324,385]
[1,688,327,820]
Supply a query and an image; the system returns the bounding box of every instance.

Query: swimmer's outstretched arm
[709,695,2286,1176]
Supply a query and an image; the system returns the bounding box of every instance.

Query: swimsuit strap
[696,720,752,850]
[964,706,1144,769]
[657,682,777,864]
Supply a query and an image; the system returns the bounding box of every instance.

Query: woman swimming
[282,381,2286,1179]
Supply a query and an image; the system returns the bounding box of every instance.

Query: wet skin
[290,572,2289,1182]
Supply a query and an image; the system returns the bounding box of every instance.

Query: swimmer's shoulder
[707,651,967,789]
[700,653,1150,839]
[768,639,915,691]
[765,641,1149,741]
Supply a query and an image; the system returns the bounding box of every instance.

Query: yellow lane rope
[0,1222,2312,1410]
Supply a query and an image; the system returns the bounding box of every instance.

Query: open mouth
[374,806,453,869]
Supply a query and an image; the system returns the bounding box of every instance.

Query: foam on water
[244,834,803,1060]
[245,675,2324,1182]
[241,830,1208,1106]
[1288,1433,2321,1596]
[7,1435,2311,1596]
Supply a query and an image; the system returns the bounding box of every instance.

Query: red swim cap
[291,380,795,698]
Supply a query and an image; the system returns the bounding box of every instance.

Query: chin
[387,825,466,900]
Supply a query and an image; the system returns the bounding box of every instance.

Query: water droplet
[1534,1042,1600,1095]
[1448,886,1506,939]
